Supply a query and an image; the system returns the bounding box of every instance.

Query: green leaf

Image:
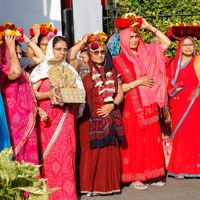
[0,148,56,200]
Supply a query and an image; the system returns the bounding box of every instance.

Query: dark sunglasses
[90,50,106,56]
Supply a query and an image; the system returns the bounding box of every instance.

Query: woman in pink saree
[0,34,22,152]
[31,36,85,200]
[0,34,39,165]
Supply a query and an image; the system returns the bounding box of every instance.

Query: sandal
[175,176,184,180]
[86,193,99,197]
[151,181,166,187]
[130,181,148,190]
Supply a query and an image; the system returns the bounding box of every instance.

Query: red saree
[167,38,200,177]
[113,52,165,182]
[37,78,77,200]
[77,66,124,194]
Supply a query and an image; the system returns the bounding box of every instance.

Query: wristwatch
[113,103,118,109]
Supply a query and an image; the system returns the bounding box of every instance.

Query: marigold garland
[92,67,116,103]
[0,22,24,45]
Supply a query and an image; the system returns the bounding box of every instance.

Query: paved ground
[79,177,200,200]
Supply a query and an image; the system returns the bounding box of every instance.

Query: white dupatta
[30,36,85,118]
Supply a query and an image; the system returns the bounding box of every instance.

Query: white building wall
[0,0,103,46]
[0,0,62,49]
[73,0,103,41]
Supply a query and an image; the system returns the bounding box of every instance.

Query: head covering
[31,36,83,86]
[120,28,167,107]
[30,38,53,83]
[167,36,199,95]
[30,35,85,117]
[0,43,9,90]
[107,33,120,57]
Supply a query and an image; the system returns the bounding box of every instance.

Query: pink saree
[37,78,77,200]
[2,69,39,164]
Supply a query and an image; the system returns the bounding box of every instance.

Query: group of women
[0,13,200,200]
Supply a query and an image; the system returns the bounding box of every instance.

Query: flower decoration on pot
[0,22,24,45]
[114,13,142,31]
[166,23,200,41]
[87,31,108,50]
[29,23,58,39]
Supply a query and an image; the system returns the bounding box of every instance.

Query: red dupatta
[167,36,200,96]
[120,28,167,108]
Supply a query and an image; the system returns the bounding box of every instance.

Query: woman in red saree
[0,34,39,165]
[113,15,171,189]
[31,36,85,200]
[76,32,125,196]
[167,36,200,179]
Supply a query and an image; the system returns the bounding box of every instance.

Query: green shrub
[113,0,200,57]
[0,148,57,200]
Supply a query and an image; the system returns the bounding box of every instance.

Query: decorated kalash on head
[165,24,200,180]
[27,23,58,56]
[112,12,171,189]
[107,13,142,58]
[0,22,24,45]
[114,13,143,31]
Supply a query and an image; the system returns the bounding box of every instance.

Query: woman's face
[39,36,50,54]
[53,40,68,61]
[90,46,106,65]
[15,44,23,60]
[129,31,139,51]
[80,51,89,63]
[181,38,195,57]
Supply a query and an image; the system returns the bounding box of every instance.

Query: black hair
[52,36,68,48]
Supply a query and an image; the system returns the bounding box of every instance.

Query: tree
[114,0,200,56]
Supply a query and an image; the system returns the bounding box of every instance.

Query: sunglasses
[54,47,68,52]
[90,50,106,56]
